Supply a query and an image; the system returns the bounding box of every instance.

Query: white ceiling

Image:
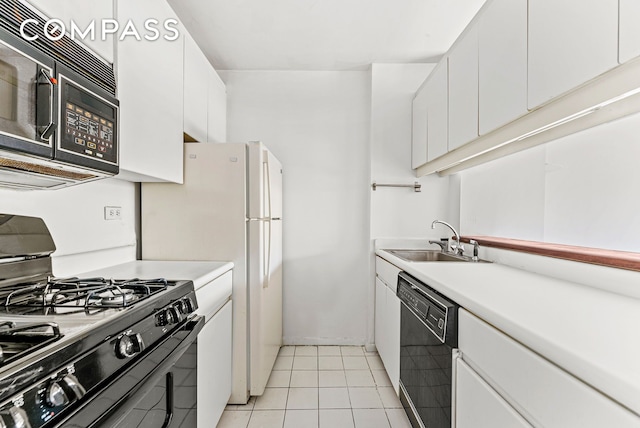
[168,0,487,71]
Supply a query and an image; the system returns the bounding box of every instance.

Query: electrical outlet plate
[104,206,122,220]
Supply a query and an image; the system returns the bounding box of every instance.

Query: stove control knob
[181,297,195,313]
[116,333,144,359]
[165,306,183,325]
[3,407,30,428]
[46,381,69,407]
[62,374,86,400]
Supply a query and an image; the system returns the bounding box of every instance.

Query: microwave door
[0,39,54,157]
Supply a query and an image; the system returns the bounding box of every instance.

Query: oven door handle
[74,316,204,428]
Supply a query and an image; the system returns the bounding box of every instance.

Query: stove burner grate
[0,322,62,367]
[1,277,169,315]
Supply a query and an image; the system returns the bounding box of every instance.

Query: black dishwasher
[397,271,459,428]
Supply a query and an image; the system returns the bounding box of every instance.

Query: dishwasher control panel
[397,272,458,346]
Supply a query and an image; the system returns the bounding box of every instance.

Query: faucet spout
[431,220,464,256]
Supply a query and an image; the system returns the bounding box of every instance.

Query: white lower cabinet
[456,358,532,428]
[375,257,401,394]
[458,309,640,428]
[197,300,232,427]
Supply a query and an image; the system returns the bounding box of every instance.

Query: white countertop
[77,260,234,291]
[376,249,640,416]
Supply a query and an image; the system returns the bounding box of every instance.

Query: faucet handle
[428,240,447,252]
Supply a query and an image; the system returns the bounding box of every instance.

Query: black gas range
[0,214,203,428]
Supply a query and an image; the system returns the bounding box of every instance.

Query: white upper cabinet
[619,0,640,63]
[411,85,429,169]
[448,26,479,150]
[527,0,619,109]
[116,0,184,183]
[207,67,227,143]
[184,33,209,143]
[426,63,448,162]
[478,0,527,134]
[25,0,115,63]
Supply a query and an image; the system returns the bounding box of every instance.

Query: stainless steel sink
[384,249,487,263]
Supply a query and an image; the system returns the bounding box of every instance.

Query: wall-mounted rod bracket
[371,182,421,192]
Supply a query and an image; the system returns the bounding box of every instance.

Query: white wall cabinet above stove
[25,0,115,64]
[619,0,640,63]
[184,33,210,143]
[478,0,527,134]
[183,34,227,144]
[116,0,184,183]
[526,0,619,109]
[448,25,478,150]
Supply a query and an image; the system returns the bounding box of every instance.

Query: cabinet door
[198,301,232,427]
[26,0,114,63]
[456,359,532,428]
[117,0,184,183]
[375,278,387,363]
[385,287,400,394]
[183,33,209,143]
[448,26,478,150]
[207,67,227,143]
[528,0,619,109]
[426,64,448,161]
[619,0,640,63]
[411,85,428,169]
[478,0,527,134]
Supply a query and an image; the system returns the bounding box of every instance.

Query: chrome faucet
[431,220,465,256]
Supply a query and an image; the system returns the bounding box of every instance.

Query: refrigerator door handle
[264,219,271,288]
[263,153,272,219]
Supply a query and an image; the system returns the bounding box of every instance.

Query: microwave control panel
[64,102,115,161]
[58,77,118,165]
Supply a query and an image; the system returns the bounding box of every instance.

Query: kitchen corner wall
[368,63,456,345]
[220,70,371,345]
[0,179,137,276]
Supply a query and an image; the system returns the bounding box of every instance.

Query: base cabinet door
[386,288,400,394]
[197,301,232,427]
[375,278,387,363]
[456,359,532,428]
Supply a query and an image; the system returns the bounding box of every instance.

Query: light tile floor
[217,346,412,428]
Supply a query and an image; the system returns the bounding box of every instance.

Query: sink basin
[384,249,487,263]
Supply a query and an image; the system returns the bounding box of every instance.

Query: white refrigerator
[141,141,283,404]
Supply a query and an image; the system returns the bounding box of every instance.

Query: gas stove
[0,214,203,428]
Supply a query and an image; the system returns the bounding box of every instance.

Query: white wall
[220,70,371,345]
[460,111,640,253]
[0,179,137,276]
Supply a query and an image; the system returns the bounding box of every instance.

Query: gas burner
[0,277,169,315]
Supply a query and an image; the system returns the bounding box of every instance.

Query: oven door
[58,317,204,428]
[0,33,56,157]
[399,303,454,428]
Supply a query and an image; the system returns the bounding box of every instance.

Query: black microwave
[0,0,118,190]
